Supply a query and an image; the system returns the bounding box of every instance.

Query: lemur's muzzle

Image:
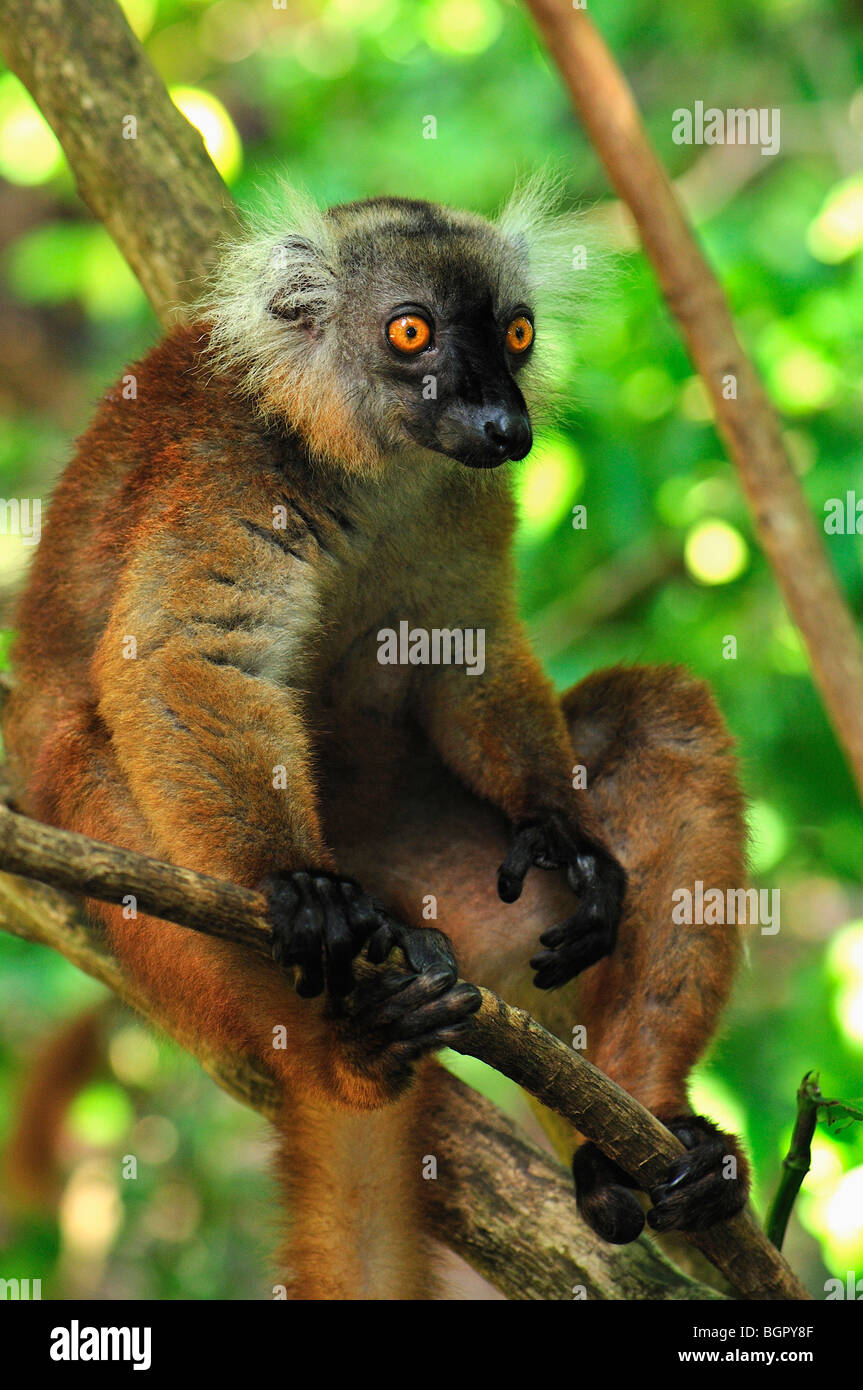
[440,400,533,469]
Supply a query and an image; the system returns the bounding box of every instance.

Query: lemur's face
[328,199,535,470]
[375,291,533,469]
[207,190,560,477]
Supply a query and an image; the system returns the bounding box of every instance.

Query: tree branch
[0,866,721,1301]
[0,0,236,316]
[523,0,863,804]
[421,1076,722,1301]
[0,804,807,1299]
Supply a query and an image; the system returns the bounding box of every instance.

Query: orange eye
[506,315,534,354]
[387,314,432,354]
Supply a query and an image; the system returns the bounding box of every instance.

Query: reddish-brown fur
[4,324,747,1298]
[3,1005,108,1210]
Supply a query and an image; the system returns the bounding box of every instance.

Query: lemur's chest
[305,464,458,628]
[249,458,503,716]
[312,494,447,709]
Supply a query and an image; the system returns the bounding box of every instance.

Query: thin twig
[766,1072,863,1249]
[766,1072,821,1250]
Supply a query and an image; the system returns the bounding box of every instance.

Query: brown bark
[423,1078,723,1301]
[0,0,236,317]
[0,865,722,1300]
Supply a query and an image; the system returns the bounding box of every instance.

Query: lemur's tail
[4,1002,111,1210]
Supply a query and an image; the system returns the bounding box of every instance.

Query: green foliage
[1,0,862,1300]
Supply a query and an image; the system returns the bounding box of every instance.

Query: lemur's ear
[266,235,336,333]
[494,168,606,322]
[202,179,339,363]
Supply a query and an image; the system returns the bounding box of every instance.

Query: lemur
[3,181,749,1298]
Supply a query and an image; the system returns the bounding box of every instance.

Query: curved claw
[646,1115,749,1233]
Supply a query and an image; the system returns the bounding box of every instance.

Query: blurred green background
[0,0,862,1300]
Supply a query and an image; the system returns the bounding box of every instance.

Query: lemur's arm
[413,514,626,987]
[94,507,331,885]
[90,489,480,1034]
[90,498,408,1003]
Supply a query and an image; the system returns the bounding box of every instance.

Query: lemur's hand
[497,815,627,989]
[573,1115,749,1244]
[332,922,481,1086]
[260,870,384,998]
[262,872,480,1093]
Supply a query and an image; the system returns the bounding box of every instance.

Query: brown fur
[3,1005,108,1210]
[4,311,746,1298]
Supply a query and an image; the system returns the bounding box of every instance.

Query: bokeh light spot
[0,74,64,186]
[515,435,585,541]
[619,365,676,421]
[827,919,863,1046]
[747,799,789,873]
[170,86,242,183]
[806,176,863,264]
[118,0,157,41]
[421,0,503,56]
[684,519,749,585]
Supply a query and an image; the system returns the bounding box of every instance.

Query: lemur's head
[205,177,585,477]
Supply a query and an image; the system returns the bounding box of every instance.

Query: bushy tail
[3,1002,112,1210]
[271,1082,439,1301]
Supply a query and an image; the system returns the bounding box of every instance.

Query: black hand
[573,1116,748,1244]
[260,869,385,999]
[497,814,627,989]
[332,923,481,1083]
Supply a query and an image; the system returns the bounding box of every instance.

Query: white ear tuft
[200,179,339,398]
[197,183,382,474]
[494,166,613,425]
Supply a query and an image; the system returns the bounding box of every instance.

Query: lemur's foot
[646,1115,749,1233]
[573,1115,748,1244]
[332,924,481,1087]
[497,815,627,989]
[260,869,383,998]
[572,1142,645,1244]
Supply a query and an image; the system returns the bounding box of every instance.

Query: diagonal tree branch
[0,864,721,1301]
[523,0,863,804]
[0,0,235,315]
[0,803,808,1300]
